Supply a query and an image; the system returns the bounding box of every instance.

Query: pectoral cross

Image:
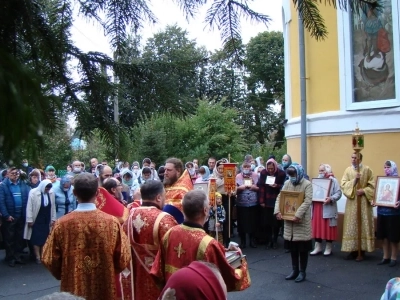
[174,242,186,258]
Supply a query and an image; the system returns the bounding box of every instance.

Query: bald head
[182,190,209,224]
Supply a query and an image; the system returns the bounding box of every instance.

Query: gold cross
[174,242,186,258]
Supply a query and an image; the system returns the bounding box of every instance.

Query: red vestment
[150,224,251,292]
[96,187,130,224]
[120,206,177,300]
[42,210,131,300]
[164,170,193,212]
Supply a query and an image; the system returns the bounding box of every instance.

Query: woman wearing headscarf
[185,162,198,184]
[381,277,400,300]
[158,261,227,300]
[24,179,56,264]
[274,164,313,283]
[310,164,342,256]
[54,176,76,219]
[255,156,264,168]
[194,166,210,183]
[376,160,400,267]
[236,161,259,248]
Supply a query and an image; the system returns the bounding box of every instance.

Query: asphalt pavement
[0,238,394,300]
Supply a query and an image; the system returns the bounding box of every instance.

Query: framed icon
[374,176,400,208]
[279,191,305,220]
[311,178,332,202]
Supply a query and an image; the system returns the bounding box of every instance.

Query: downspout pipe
[298,0,307,174]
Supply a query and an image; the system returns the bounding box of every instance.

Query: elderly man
[103,178,126,206]
[42,174,131,300]
[0,167,31,267]
[341,152,375,261]
[87,158,98,175]
[151,189,250,292]
[120,181,177,300]
[163,158,193,215]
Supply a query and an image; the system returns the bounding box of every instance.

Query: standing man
[163,158,193,216]
[42,174,131,300]
[120,181,177,300]
[208,157,216,175]
[98,165,113,187]
[103,178,126,206]
[150,190,251,292]
[0,167,31,266]
[87,158,98,175]
[20,159,33,175]
[341,153,375,261]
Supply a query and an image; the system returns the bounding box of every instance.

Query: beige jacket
[274,178,313,242]
[24,180,56,240]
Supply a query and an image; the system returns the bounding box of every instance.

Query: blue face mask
[282,161,289,167]
[123,179,133,186]
[289,177,297,184]
[243,170,250,175]
[251,164,256,171]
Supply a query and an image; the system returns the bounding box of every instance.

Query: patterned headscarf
[287,163,304,185]
[386,161,398,176]
[381,277,400,300]
[266,158,278,174]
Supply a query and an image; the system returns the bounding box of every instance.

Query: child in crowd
[208,192,226,245]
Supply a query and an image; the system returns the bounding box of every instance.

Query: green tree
[242,31,285,146]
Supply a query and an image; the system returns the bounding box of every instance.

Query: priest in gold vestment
[42,174,131,300]
[150,189,251,292]
[341,153,375,259]
[120,181,177,300]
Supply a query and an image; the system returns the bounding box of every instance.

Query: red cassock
[95,187,130,299]
[164,170,193,213]
[150,224,251,292]
[120,206,177,300]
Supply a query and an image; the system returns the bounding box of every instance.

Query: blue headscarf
[200,165,210,181]
[60,175,72,190]
[288,163,304,185]
[387,161,398,176]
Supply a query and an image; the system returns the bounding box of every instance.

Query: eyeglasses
[9,172,19,176]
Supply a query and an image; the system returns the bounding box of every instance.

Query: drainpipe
[298,0,307,174]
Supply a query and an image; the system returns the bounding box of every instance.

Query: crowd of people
[0,153,398,299]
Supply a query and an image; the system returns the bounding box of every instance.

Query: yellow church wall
[289,3,341,118]
[287,132,400,178]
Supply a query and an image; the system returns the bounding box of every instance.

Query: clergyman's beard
[99,176,106,187]
[163,174,178,186]
[115,191,123,201]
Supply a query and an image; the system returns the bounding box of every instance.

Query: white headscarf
[39,179,52,206]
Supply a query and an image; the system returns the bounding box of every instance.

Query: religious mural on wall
[352,0,395,102]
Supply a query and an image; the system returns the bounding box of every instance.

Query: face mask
[318,173,325,178]
[47,174,56,179]
[123,179,133,186]
[73,167,81,173]
[22,163,28,167]
[289,177,297,184]
[251,164,255,171]
[63,188,69,192]
[282,161,289,167]
[243,170,250,175]
[384,168,391,176]
[188,168,195,176]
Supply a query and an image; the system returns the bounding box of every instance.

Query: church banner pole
[352,124,364,262]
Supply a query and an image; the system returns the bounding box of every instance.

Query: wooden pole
[356,150,362,261]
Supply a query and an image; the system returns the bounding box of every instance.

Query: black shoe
[389,260,397,267]
[344,251,357,260]
[250,240,257,248]
[295,271,306,283]
[377,258,390,265]
[285,269,299,280]
[15,258,25,265]
[8,259,15,267]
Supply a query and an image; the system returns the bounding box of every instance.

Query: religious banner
[222,163,237,193]
[208,178,216,207]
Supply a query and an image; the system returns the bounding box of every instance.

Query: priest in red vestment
[150,189,251,292]
[163,158,193,217]
[42,174,131,300]
[120,181,177,300]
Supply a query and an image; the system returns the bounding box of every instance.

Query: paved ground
[0,239,394,300]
